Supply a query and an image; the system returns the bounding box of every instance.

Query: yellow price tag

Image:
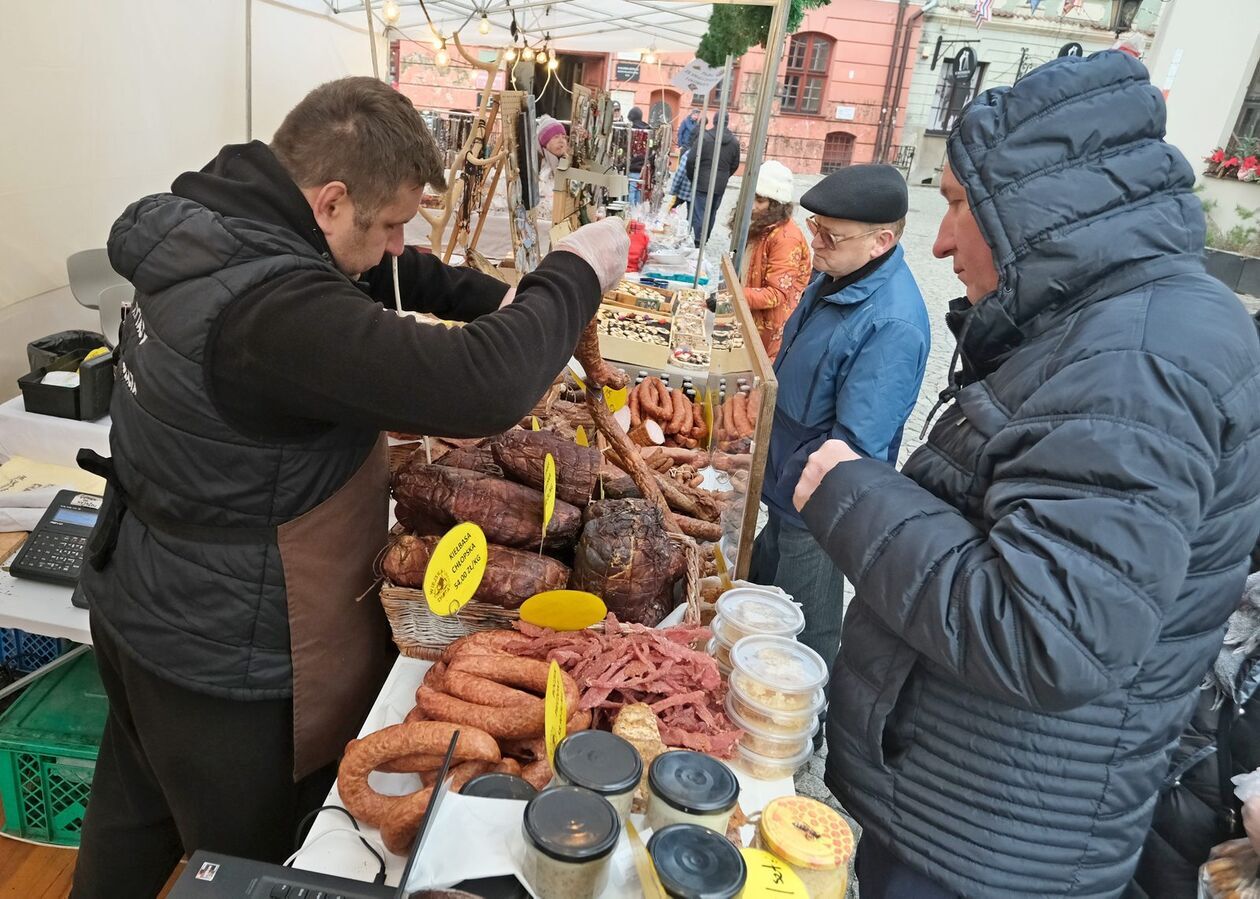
[531,415,541,431]
[713,544,733,591]
[739,848,810,897]
[545,660,567,766]
[541,452,556,542]
[625,819,669,899]
[422,523,488,617]
[575,426,589,447]
[602,385,629,412]
[570,368,587,391]
[702,388,716,446]
[519,589,608,631]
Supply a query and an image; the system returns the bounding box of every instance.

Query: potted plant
[1204,136,1260,183]
[1201,195,1260,296]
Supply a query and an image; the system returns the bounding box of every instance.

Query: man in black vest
[70,77,627,897]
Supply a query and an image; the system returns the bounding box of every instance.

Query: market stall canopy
[329,0,758,54]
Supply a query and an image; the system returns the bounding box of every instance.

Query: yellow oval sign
[738,848,810,898]
[603,385,629,412]
[423,523,488,617]
[518,589,608,631]
[544,660,567,767]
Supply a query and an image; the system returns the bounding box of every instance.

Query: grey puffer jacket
[802,52,1260,897]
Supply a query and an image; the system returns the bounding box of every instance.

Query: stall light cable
[289,805,387,883]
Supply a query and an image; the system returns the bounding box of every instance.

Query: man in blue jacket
[751,163,929,679]
[793,52,1260,897]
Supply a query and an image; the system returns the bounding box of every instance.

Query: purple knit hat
[537,115,566,149]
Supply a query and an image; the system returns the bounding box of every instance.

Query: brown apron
[278,435,397,780]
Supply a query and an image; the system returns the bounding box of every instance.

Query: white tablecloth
[296,656,795,893]
[0,395,111,468]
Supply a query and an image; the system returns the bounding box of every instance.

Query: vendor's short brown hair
[271,77,446,223]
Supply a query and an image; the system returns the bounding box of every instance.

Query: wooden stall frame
[721,254,777,580]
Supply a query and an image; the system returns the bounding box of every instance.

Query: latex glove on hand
[793,439,861,512]
[553,218,630,294]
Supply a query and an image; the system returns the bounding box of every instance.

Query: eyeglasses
[806,216,882,250]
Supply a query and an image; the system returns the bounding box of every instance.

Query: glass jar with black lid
[550,730,643,819]
[645,750,740,834]
[647,823,748,899]
[521,785,620,899]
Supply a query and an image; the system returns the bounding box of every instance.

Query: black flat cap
[800,164,908,223]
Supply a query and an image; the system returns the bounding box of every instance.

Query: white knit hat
[755,160,794,204]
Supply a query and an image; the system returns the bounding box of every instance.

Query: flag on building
[1029,0,1043,11]
[974,0,994,27]
[1062,0,1083,13]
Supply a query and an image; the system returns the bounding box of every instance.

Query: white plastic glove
[553,218,630,294]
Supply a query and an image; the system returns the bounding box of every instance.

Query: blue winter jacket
[762,244,930,527]
[802,52,1260,897]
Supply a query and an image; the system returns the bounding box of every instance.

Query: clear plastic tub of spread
[728,678,825,737]
[724,692,817,758]
[731,739,814,780]
[729,635,829,712]
[706,636,733,674]
[715,589,805,643]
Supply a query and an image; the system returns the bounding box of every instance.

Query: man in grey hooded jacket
[793,52,1260,897]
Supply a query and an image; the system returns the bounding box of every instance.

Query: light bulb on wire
[435,42,450,67]
[381,0,401,25]
[547,56,558,71]
[479,13,491,34]
[642,46,657,65]
[521,46,535,62]
[505,46,518,61]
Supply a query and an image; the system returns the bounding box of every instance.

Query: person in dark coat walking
[686,114,740,245]
[1130,571,1260,897]
[677,108,701,153]
[791,52,1260,898]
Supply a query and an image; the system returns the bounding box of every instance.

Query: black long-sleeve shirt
[183,141,601,442]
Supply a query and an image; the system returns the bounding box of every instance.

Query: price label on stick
[541,453,556,548]
[423,523,488,617]
[740,849,809,897]
[603,385,629,412]
[531,415,541,431]
[703,388,716,446]
[575,425,589,447]
[625,819,669,899]
[519,589,608,631]
[545,660,567,767]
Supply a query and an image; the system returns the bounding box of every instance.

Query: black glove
[705,294,717,313]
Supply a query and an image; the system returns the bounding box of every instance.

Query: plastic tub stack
[706,586,829,781]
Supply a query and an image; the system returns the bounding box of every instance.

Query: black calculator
[9,490,102,586]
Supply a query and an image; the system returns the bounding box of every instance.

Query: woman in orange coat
[740,160,811,360]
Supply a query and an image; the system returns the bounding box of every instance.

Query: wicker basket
[380,532,703,660]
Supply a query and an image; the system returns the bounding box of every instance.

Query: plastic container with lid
[752,796,855,899]
[714,589,805,643]
[731,739,814,781]
[706,635,733,673]
[729,635,828,713]
[645,750,740,834]
[647,823,747,899]
[728,679,825,737]
[550,730,642,819]
[724,692,817,758]
[521,786,621,899]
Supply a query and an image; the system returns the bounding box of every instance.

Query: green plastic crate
[0,651,106,845]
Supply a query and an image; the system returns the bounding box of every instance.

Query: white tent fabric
[333,0,715,54]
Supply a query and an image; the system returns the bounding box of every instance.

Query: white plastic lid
[706,637,732,674]
[732,737,815,775]
[729,635,829,695]
[728,677,825,723]
[724,691,819,743]
[716,589,805,638]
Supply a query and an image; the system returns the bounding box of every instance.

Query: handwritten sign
[740,848,809,897]
[423,523,488,616]
[545,660,567,766]
[670,58,726,95]
[575,426,589,447]
[541,453,556,546]
[519,589,608,631]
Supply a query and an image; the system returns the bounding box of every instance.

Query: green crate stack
[0,651,106,846]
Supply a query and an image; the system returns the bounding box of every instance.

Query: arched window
[782,32,833,115]
[821,132,855,173]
